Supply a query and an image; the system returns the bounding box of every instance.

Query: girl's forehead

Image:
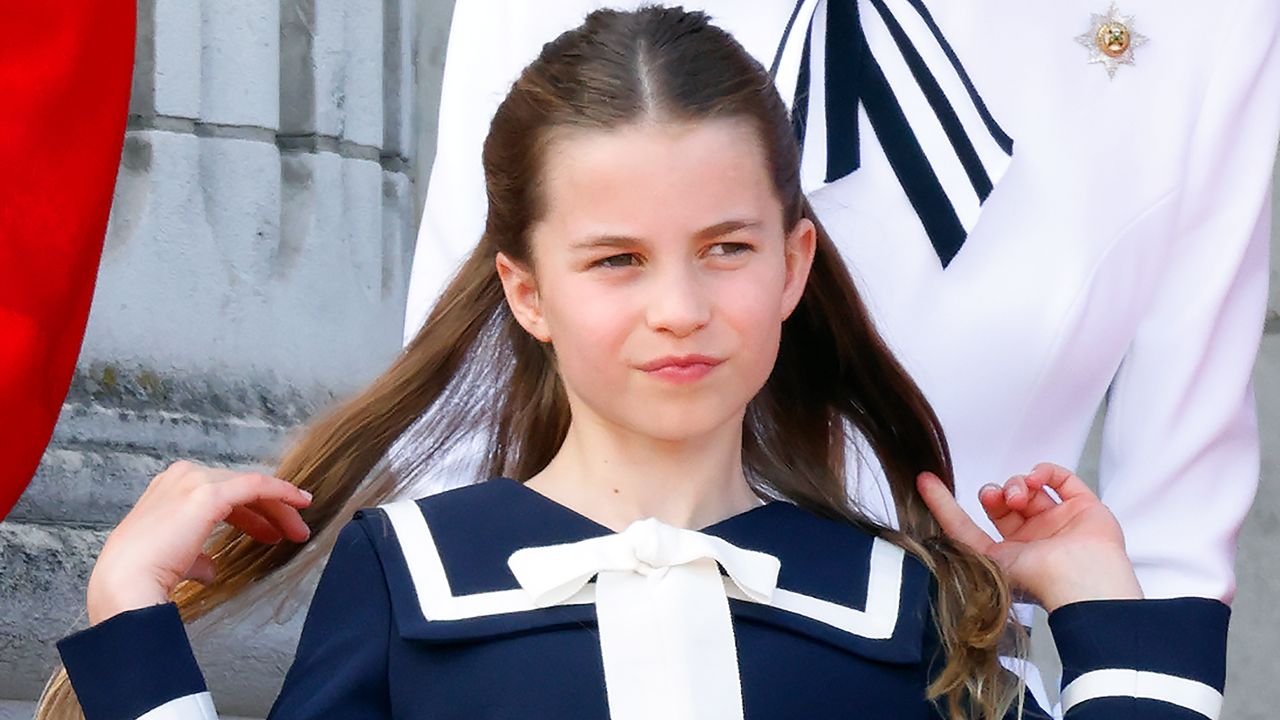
[536,118,781,243]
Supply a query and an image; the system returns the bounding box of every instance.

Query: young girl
[42,8,1227,720]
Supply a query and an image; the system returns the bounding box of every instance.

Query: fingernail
[300,489,313,501]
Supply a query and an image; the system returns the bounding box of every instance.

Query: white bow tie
[508,517,782,720]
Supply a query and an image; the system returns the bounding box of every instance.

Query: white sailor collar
[355,478,933,665]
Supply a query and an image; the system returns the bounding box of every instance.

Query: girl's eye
[593,253,640,269]
[706,242,752,257]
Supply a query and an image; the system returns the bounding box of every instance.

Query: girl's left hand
[917,462,1143,612]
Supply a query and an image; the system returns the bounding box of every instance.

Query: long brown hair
[40,7,1016,719]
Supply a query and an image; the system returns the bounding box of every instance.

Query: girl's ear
[496,252,552,342]
[780,217,817,320]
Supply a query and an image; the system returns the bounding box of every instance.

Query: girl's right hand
[86,460,312,626]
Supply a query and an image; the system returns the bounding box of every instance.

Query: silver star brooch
[1076,3,1149,79]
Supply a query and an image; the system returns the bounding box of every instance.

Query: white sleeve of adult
[403,0,614,346]
[1096,0,1280,603]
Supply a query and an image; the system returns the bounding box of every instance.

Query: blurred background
[0,2,1277,718]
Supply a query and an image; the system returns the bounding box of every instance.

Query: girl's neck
[523,413,762,532]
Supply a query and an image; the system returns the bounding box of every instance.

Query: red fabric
[0,3,136,519]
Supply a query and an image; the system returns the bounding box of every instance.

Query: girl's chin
[620,414,746,445]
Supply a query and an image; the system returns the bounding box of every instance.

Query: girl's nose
[645,266,711,337]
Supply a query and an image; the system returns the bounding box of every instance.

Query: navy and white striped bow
[773,0,1014,267]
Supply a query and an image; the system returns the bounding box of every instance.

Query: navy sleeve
[57,602,213,720]
[57,519,394,720]
[925,597,1229,720]
[1047,598,1229,719]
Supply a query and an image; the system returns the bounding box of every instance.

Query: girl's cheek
[720,281,786,368]
[570,281,641,334]
[547,296,635,371]
[717,270,785,326]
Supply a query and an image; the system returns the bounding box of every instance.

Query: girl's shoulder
[350,478,934,665]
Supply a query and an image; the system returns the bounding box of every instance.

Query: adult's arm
[1096,0,1280,603]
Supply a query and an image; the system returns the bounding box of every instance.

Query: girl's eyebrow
[695,219,761,239]
[570,219,762,250]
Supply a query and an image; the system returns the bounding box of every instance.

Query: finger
[917,472,994,553]
[979,483,1025,538]
[1022,484,1060,517]
[1002,475,1031,512]
[225,506,285,544]
[246,498,311,543]
[201,473,313,515]
[184,553,217,584]
[1029,463,1097,503]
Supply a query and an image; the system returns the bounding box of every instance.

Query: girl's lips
[638,355,724,384]
[647,362,718,383]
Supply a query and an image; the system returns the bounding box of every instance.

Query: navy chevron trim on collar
[360,479,931,663]
[777,0,1015,267]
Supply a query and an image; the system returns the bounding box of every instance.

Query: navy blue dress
[57,478,1229,719]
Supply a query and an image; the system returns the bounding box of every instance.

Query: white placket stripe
[509,519,780,720]
[595,557,746,720]
[798,0,832,193]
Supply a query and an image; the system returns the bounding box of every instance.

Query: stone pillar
[415,0,455,222]
[0,1,442,716]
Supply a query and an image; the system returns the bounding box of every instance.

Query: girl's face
[498,118,815,444]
